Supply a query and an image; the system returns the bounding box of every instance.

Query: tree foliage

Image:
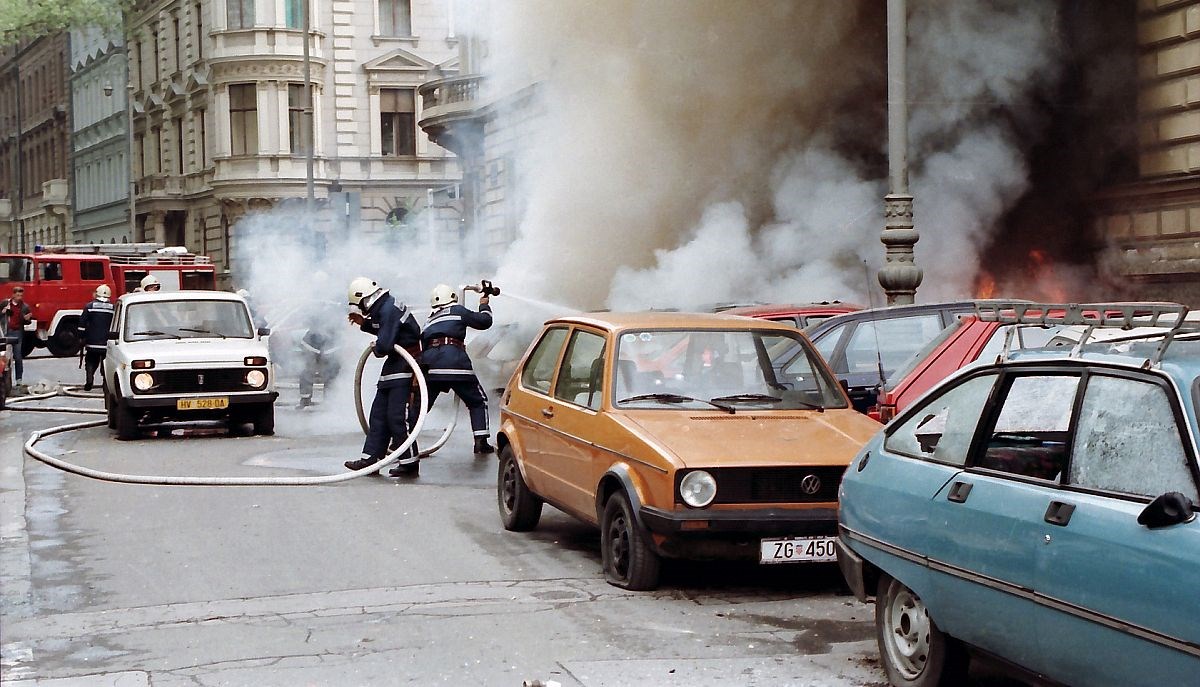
[0,0,127,46]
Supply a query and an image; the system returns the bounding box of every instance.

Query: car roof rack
[973,301,1198,367]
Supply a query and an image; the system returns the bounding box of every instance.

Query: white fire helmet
[140,275,161,291]
[95,284,112,299]
[430,284,458,308]
[348,277,382,310]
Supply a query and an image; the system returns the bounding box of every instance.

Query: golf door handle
[947,481,973,503]
[1044,501,1075,526]
[541,407,554,418]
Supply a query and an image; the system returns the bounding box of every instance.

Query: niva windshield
[614,328,847,411]
[124,300,253,340]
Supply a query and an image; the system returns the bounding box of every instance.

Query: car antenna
[861,260,888,398]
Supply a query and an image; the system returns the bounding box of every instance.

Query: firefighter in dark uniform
[296,301,343,408]
[77,285,115,391]
[412,283,495,454]
[344,277,424,476]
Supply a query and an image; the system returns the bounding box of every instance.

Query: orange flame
[1027,249,1068,302]
[975,271,997,299]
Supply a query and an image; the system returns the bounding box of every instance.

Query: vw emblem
[800,474,822,495]
[197,373,205,385]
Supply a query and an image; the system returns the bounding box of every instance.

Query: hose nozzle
[464,280,500,297]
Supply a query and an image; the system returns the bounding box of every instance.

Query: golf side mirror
[257,327,271,337]
[1137,492,1196,529]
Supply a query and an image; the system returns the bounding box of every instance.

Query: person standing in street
[296,300,343,408]
[344,277,424,476]
[77,285,115,391]
[2,286,32,389]
[412,284,496,455]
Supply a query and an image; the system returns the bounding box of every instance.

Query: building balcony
[418,74,485,157]
[135,174,184,199]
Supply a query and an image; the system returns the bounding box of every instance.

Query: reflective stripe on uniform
[427,369,475,375]
[379,372,413,381]
[473,430,489,436]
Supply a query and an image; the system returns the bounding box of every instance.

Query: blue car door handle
[1044,500,1076,526]
[947,481,973,503]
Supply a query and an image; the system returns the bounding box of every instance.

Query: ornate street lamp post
[879,0,922,305]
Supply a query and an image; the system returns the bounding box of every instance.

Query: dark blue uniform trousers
[409,377,490,438]
[363,378,415,460]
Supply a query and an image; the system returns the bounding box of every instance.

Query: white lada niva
[104,290,276,439]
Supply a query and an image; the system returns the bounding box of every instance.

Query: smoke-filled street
[1,356,1045,686]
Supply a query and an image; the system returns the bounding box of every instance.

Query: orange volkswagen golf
[496,312,880,590]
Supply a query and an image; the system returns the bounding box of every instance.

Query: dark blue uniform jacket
[78,298,115,350]
[419,302,492,376]
[359,292,421,389]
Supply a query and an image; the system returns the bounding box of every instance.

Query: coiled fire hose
[19,345,430,486]
[354,343,459,458]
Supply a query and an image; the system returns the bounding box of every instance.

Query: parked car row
[497,301,1200,686]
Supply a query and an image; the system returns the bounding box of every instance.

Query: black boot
[388,460,419,477]
[344,456,379,471]
[473,437,495,454]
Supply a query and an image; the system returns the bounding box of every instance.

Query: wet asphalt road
[1,355,1030,686]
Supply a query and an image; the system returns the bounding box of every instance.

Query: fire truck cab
[0,244,217,357]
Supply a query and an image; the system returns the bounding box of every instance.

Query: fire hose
[18,345,431,486]
[353,343,459,458]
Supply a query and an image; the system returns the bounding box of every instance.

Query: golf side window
[885,372,998,465]
[553,329,606,410]
[1069,374,1199,502]
[520,327,568,395]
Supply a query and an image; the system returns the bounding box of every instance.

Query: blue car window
[1069,375,1199,502]
[976,375,1079,482]
[884,372,997,465]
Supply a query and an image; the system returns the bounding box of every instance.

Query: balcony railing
[418,75,485,156]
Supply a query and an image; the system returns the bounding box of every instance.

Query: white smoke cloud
[481,0,1074,311]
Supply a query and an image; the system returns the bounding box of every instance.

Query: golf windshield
[614,328,847,410]
[124,300,254,340]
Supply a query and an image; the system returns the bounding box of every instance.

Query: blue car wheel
[876,575,967,686]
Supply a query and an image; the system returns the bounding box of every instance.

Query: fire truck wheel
[20,334,35,358]
[115,397,140,440]
[46,329,82,357]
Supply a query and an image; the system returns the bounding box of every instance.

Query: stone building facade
[1097,0,1200,304]
[70,28,131,244]
[0,34,73,252]
[123,0,460,286]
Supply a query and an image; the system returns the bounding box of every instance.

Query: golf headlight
[133,372,154,391]
[245,369,267,389]
[680,470,717,508]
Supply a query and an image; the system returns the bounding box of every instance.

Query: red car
[719,301,862,329]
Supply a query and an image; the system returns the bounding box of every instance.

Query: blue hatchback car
[837,304,1200,687]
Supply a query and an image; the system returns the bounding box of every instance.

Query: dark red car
[719,301,862,329]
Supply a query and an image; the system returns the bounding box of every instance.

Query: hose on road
[15,345,431,486]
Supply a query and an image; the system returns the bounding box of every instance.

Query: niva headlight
[680,470,717,508]
[244,369,267,389]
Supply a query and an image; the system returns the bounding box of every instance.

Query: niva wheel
[600,491,661,591]
[876,575,967,686]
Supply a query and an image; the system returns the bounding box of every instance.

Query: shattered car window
[885,373,997,465]
[1070,375,1199,502]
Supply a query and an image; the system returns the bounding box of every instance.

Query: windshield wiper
[709,393,783,403]
[131,330,181,339]
[179,327,226,339]
[618,393,735,414]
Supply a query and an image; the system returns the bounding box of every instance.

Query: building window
[174,117,184,175]
[197,110,207,167]
[380,88,415,156]
[378,0,411,36]
[152,30,160,81]
[285,0,303,28]
[173,15,181,72]
[288,84,309,154]
[195,1,204,59]
[229,84,258,155]
[227,0,255,29]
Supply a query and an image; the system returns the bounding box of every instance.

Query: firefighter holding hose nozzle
[344,277,424,476]
[410,281,497,455]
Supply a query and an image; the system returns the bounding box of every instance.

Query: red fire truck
[0,244,217,357]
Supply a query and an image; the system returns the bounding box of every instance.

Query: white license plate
[759,536,838,564]
[177,397,229,410]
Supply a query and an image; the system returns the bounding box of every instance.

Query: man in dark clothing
[77,285,115,391]
[2,286,32,387]
[411,283,495,455]
[296,301,343,408]
[344,277,424,476]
